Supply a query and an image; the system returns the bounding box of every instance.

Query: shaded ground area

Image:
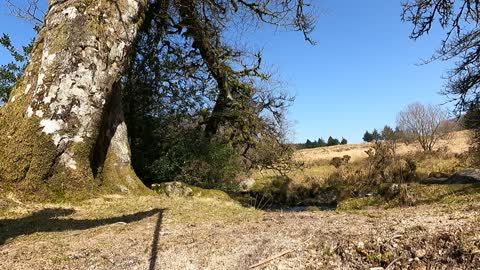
[0,191,479,269]
[0,207,162,245]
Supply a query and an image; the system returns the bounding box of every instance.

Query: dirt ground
[1,193,479,270]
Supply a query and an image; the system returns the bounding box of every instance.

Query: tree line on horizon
[363,126,401,143]
[296,136,348,149]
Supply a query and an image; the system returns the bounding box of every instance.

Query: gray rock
[239,178,256,192]
[151,181,194,197]
[446,169,480,184]
[384,183,400,199]
[118,185,129,193]
[419,177,448,184]
[428,172,450,178]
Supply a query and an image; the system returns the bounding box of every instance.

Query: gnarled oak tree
[0,0,315,199]
[0,0,149,198]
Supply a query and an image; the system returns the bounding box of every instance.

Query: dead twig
[248,249,294,269]
[386,257,403,270]
[249,235,313,269]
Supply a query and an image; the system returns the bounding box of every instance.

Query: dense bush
[148,129,242,191]
[365,142,417,183]
[464,105,480,167]
[247,175,337,208]
[330,155,351,168]
[471,130,480,167]
[129,113,298,192]
[325,141,417,203]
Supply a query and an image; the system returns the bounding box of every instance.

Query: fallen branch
[249,250,294,269]
[386,257,403,269]
[248,235,313,269]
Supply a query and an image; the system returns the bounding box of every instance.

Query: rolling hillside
[295,130,471,165]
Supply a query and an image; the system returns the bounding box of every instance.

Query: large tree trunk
[0,0,149,200]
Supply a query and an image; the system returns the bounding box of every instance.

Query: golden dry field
[294,130,471,165]
[253,130,473,191]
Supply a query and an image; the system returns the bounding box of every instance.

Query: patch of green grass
[416,156,463,176]
[189,185,233,201]
[337,183,480,211]
[337,196,386,211]
[408,183,480,204]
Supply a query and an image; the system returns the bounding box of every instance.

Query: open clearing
[1,188,480,269]
[1,131,479,270]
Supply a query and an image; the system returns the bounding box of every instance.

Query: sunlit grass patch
[416,156,464,176]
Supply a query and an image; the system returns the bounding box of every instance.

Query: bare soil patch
[1,193,479,269]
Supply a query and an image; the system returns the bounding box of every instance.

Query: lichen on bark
[0,0,150,201]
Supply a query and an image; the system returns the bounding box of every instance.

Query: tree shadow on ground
[148,210,163,270]
[0,207,163,245]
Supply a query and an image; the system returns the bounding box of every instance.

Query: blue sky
[0,1,454,143]
[244,0,454,143]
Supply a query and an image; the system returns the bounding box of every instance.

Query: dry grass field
[294,130,471,165]
[250,130,476,211]
[253,130,472,183]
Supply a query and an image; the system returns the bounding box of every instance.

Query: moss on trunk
[0,0,151,201]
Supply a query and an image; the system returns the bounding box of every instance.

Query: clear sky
[0,1,454,143]
[244,0,454,143]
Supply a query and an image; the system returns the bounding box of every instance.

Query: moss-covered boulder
[152,182,194,197]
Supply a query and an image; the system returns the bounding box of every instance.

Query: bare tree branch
[4,0,45,26]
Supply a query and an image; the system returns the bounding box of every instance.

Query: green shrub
[148,132,242,192]
[324,142,418,205]
[177,141,242,191]
[330,155,351,168]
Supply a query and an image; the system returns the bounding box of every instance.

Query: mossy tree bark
[0,0,150,200]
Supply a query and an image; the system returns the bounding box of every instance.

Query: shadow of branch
[148,211,163,270]
[0,207,163,245]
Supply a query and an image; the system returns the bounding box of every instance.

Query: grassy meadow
[249,130,479,210]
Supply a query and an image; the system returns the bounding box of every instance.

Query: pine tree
[317,138,326,147]
[382,125,395,141]
[363,131,373,142]
[372,129,381,141]
[327,136,340,146]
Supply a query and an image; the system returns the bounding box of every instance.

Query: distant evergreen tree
[382,125,395,141]
[0,33,34,103]
[305,139,313,148]
[372,129,381,141]
[463,105,480,130]
[363,131,374,142]
[327,136,340,146]
[317,138,326,147]
[300,136,349,148]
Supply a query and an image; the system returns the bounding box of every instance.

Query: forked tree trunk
[0,0,149,199]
